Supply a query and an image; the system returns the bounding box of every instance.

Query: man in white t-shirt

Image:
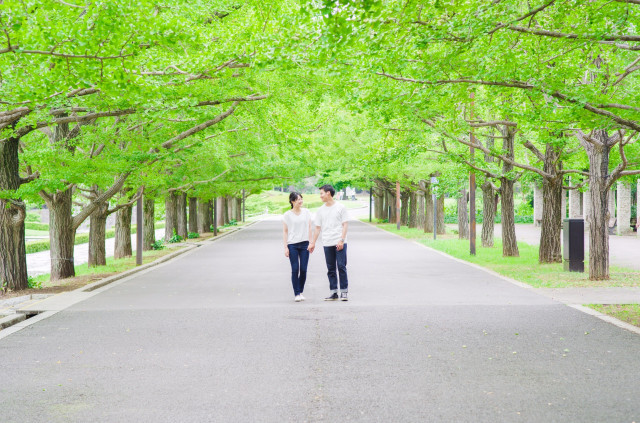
[309,184,349,301]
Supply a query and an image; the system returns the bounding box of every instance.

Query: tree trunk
[88,200,108,267]
[417,181,426,230]
[499,126,519,257]
[374,180,385,220]
[0,136,28,290]
[176,192,188,239]
[114,205,133,259]
[164,192,178,241]
[387,190,396,222]
[457,187,469,239]
[481,181,496,247]
[143,197,155,251]
[197,198,209,234]
[425,183,434,233]
[188,197,198,233]
[580,129,618,280]
[208,199,215,229]
[437,195,445,235]
[400,190,409,226]
[236,197,242,222]
[47,189,76,280]
[539,177,563,263]
[409,191,418,228]
[538,144,563,263]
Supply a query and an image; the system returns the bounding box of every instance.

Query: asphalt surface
[2,219,640,422]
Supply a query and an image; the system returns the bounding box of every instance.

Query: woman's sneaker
[295,295,302,302]
[299,293,305,301]
[340,293,348,301]
[324,293,339,301]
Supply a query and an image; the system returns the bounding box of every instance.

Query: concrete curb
[0,220,260,338]
[362,221,640,337]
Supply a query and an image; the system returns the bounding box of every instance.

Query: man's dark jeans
[288,241,309,296]
[323,244,348,293]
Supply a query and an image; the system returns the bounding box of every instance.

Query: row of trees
[3,0,640,290]
[284,0,640,281]
[0,1,322,290]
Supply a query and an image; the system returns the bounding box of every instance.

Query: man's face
[319,189,332,202]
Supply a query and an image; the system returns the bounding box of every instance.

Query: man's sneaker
[299,293,305,301]
[324,293,339,301]
[340,292,348,301]
[295,295,302,302]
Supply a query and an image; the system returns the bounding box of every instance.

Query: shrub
[151,239,165,250]
[27,276,43,289]
[187,232,200,239]
[25,222,48,231]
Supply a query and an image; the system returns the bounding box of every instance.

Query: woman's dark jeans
[288,241,309,296]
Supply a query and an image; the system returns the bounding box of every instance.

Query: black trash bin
[563,218,584,272]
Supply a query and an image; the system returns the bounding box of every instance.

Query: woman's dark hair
[289,191,302,208]
[319,184,335,197]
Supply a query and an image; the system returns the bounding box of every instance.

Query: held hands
[308,243,315,253]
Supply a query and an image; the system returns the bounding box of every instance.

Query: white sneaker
[299,293,305,301]
[294,295,302,302]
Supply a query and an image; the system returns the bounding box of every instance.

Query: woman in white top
[283,192,313,302]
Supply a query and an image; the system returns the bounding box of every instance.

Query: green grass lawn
[25,229,49,237]
[587,305,640,328]
[367,221,640,289]
[30,247,185,287]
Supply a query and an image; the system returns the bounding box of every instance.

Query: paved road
[2,220,640,422]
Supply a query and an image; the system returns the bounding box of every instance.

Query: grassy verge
[587,304,640,328]
[25,222,166,254]
[366,221,640,289]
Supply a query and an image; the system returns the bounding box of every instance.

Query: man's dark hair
[319,184,335,197]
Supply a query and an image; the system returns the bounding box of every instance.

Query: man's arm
[336,221,348,251]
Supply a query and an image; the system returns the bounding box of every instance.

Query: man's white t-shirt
[314,202,348,246]
[283,208,312,244]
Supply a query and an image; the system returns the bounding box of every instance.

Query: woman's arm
[283,222,289,257]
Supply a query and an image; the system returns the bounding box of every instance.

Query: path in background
[26,229,165,276]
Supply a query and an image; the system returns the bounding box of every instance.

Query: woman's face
[293,195,303,207]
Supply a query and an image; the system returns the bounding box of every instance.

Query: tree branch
[72,172,131,230]
[161,102,240,149]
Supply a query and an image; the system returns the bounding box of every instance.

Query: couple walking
[282,185,349,302]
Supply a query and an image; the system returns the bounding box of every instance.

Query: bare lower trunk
[499,126,519,257]
[114,205,132,259]
[47,190,76,280]
[0,136,28,290]
[236,197,242,222]
[400,191,409,226]
[425,184,434,233]
[409,191,418,228]
[88,202,108,267]
[458,187,469,239]
[539,177,563,263]
[538,144,564,263]
[176,192,188,239]
[481,181,496,247]
[417,181,426,229]
[500,180,519,257]
[437,195,445,235]
[143,198,155,251]
[582,130,616,280]
[208,200,215,229]
[188,197,198,233]
[197,198,209,234]
[164,192,177,241]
